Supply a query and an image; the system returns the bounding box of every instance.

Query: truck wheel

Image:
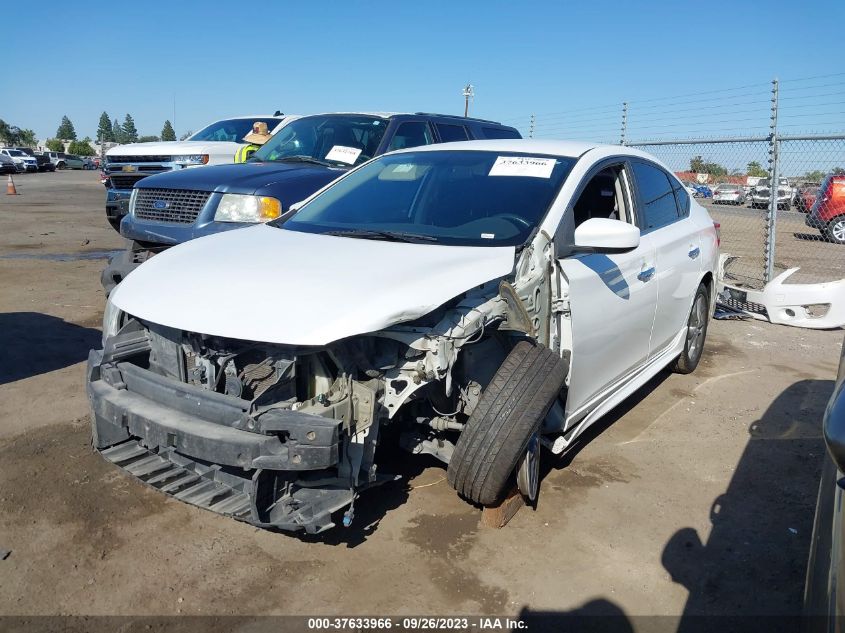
[672,284,710,374]
[447,341,568,506]
[826,216,845,245]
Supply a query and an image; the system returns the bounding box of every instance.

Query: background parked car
[0,153,16,175]
[44,151,83,170]
[81,157,97,170]
[750,177,791,209]
[692,183,713,198]
[712,183,747,205]
[795,182,820,213]
[0,148,38,173]
[806,174,845,243]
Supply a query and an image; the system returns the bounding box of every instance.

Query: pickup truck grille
[110,174,148,189]
[108,155,172,163]
[135,188,212,224]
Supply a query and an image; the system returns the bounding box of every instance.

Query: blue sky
[4,0,844,141]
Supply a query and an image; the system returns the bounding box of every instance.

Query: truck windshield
[278,150,576,247]
[189,118,279,143]
[250,115,388,168]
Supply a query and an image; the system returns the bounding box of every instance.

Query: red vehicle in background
[796,184,819,213]
[806,175,845,244]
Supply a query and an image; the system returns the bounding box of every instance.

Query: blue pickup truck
[102,112,521,291]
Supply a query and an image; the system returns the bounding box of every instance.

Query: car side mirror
[573,217,640,252]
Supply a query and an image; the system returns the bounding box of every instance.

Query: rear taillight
[713,222,721,247]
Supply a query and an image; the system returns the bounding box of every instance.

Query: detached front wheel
[447,341,568,506]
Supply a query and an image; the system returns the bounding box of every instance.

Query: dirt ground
[0,171,842,624]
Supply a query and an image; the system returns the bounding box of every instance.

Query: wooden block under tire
[480,487,525,528]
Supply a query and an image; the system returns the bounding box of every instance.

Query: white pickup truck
[103,114,296,230]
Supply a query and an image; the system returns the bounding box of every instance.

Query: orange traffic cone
[6,175,18,195]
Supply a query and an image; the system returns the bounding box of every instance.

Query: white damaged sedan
[88,140,718,534]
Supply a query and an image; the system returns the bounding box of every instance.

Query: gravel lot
[0,171,842,624]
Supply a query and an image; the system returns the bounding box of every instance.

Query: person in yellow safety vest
[234,121,273,163]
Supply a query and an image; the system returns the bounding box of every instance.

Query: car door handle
[688,247,700,259]
[637,267,656,282]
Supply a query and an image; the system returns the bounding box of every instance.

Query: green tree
[803,170,827,183]
[161,120,176,141]
[112,118,124,143]
[45,139,64,152]
[833,167,845,175]
[17,129,37,147]
[137,135,160,143]
[690,156,705,173]
[0,119,22,146]
[56,115,77,140]
[97,112,114,142]
[122,114,138,143]
[746,161,767,178]
[68,139,96,156]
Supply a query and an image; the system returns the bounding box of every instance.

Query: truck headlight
[128,188,138,214]
[172,154,209,165]
[102,297,123,344]
[214,194,282,223]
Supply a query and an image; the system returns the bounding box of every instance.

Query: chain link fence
[504,75,845,293]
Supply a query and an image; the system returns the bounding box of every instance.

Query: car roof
[389,138,621,159]
[298,112,513,126]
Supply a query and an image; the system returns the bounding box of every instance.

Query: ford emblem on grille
[153,200,169,210]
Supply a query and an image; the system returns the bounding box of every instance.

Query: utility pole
[764,78,780,284]
[528,114,535,139]
[462,84,475,117]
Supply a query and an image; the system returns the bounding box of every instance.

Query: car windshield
[250,114,388,168]
[5,150,25,157]
[277,150,576,247]
[188,118,279,142]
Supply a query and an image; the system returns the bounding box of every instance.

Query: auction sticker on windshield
[489,156,556,178]
[326,145,363,165]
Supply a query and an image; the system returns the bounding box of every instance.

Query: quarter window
[632,162,680,232]
[435,123,469,142]
[387,121,434,151]
[671,179,690,218]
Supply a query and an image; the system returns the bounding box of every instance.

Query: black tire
[672,284,710,374]
[825,216,845,245]
[447,340,568,505]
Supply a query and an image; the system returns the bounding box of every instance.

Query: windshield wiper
[276,155,334,167]
[324,229,439,243]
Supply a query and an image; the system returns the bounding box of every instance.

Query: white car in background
[88,140,719,534]
[712,183,747,205]
[0,148,38,173]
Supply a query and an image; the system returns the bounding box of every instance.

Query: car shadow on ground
[0,312,101,385]
[661,378,832,626]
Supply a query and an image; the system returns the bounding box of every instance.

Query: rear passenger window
[481,127,521,139]
[387,122,434,151]
[435,123,469,142]
[632,162,680,232]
